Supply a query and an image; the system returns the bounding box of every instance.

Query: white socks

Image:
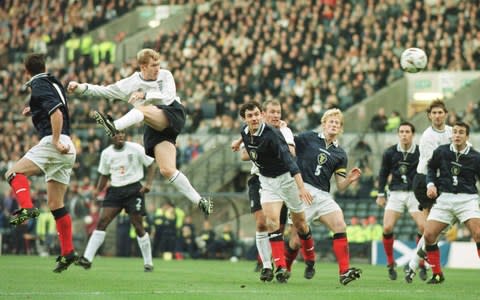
[114,108,144,131]
[169,170,201,204]
[256,231,272,269]
[84,230,153,267]
[409,235,425,270]
[137,233,153,266]
[83,230,106,262]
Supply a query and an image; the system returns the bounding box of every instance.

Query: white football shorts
[385,191,420,213]
[25,134,76,185]
[259,172,304,213]
[428,192,480,224]
[302,183,341,223]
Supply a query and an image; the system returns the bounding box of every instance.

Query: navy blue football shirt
[26,73,70,138]
[240,123,300,178]
[295,131,348,192]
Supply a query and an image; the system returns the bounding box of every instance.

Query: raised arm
[68,80,130,101]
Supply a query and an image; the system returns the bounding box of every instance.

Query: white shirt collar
[244,122,266,136]
[396,143,416,153]
[318,132,339,147]
[449,143,471,155]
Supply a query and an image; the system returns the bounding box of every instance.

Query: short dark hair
[427,99,448,114]
[239,101,262,118]
[24,53,46,75]
[454,121,470,136]
[398,121,415,133]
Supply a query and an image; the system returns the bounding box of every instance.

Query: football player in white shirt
[67,48,212,216]
[406,100,452,282]
[76,131,156,272]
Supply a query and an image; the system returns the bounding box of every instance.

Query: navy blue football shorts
[144,101,186,157]
[103,182,146,215]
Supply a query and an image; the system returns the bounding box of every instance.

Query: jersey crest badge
[250,149,258,161]
[317,153,327,165]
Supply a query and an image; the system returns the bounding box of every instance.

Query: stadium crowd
[1,0,480,256]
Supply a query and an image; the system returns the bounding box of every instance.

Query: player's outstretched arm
[335,167,362,191]
[67,80,128,101]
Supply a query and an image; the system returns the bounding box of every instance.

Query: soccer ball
[400,48,428,73]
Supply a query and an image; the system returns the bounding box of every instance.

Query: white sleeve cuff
[426,182,435,188]
[79,83,88,94]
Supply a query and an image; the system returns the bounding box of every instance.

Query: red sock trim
[285,246,299,271]
[426,248,442,274]
[270,240,286,268]
[383,235,395,265]
[333,236,350,274]
[55,213,74,256]
[9,173,33,208]
[300,237,315,262]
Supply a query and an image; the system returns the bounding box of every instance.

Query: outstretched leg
[154,141,212,216]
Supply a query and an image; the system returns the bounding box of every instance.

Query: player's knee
[383,224,394,234]
[256,221,268,232]
[265,218,279,231]
[331,219,346,233]
[423,231,436,245]
[470,229,480,242]
[96,218,111,231]
[290,235,301,249]
[133,224,145,236]
[160,166,176,179]
[416,223,425,234]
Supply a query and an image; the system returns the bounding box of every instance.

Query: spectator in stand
[212,224,236,259]
[370,108,388,132]
[175,218,199,259]
[198,220,216,259]
[385,111,402,132]
[367,215,383,241]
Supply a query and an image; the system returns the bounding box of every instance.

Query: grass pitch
[0,255,479,300]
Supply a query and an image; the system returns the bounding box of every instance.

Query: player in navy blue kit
[5,53,78,272]
[232,100,294,281]
[285,108,362,285]
[239,101,315,283]
[423,121,480,284]
[375,122,425,281]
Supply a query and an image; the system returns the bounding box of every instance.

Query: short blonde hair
[321,108,344,134]
[137,48,160,65]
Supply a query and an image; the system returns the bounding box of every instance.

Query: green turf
[0,256,479,300]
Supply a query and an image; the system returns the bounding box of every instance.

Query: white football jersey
[416,125,452,174]
[98,141,155,187]
[84,69,180,105]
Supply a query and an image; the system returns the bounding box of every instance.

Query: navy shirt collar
[24,72,49,87]
[244,122,266,136]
